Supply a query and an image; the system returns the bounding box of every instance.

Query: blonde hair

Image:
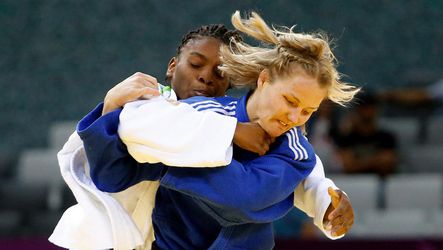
[219,11,360,106]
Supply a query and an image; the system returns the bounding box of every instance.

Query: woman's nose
[288,108,302,124]
[198,69,214,86]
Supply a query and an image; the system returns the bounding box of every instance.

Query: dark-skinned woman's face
[166,37,229,100]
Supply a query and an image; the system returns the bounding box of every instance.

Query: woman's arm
[78,103,165,192]
[81,98,353,235]
[118,98,237,167]
[160,128,317,225]
[118,98,352,231]
[78,103,308,225]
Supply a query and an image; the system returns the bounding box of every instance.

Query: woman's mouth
[193,90,210,96]
[279,120,288,127]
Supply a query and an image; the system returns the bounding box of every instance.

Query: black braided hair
[176,24,242,55]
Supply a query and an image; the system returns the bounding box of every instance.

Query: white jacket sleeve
[118,97,237,167]
[294,154,344,239]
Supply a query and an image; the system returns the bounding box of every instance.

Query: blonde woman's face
[253,71,327,137]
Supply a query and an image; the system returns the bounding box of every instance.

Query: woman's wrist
[102,93,120,115]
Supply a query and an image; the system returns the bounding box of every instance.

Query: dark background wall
[1,0,442,162]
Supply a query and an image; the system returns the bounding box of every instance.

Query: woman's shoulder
[276,126,315,161]
[181,96,239,116]
[183,96,238,106]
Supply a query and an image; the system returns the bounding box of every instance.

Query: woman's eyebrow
[292,96,319,110]
[189,52,208,61]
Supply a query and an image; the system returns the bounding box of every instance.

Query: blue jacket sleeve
[77,103,165,192]
[160,128,316,225]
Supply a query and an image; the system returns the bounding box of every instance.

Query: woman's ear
[166,57,177,80]
[257,69,270,88]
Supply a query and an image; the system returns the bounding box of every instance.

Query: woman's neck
[246,90,260,122]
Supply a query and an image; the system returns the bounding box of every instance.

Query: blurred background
[0,0,442,249]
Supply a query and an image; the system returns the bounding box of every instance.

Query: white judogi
[48,132,158,250]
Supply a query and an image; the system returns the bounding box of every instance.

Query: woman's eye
[190,62,201,68]
[285,97,297,106]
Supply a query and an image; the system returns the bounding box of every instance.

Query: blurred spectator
[335,92,398,177]
[378,78,443,107]
[309,100,343,173]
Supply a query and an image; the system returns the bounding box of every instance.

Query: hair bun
[278,35,327,61]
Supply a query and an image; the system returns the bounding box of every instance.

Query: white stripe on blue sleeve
[190,100,238,116]
[286,128,308,161]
